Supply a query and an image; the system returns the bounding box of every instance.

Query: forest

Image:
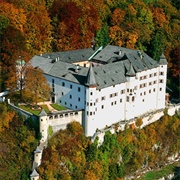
[0,102,39,179]
[0,0,179,96]
[38,110,180,179]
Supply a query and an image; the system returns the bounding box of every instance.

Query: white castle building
[31,45,168,136]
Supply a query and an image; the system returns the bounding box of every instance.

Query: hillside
[0,0,179,95]
[38,111,180,179]
[0,102,39,180]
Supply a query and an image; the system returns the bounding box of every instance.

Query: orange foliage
[152,7,168,27]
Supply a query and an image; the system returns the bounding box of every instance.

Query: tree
[135,118,143,128]
[23,65,51,105]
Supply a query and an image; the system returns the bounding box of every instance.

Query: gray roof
[34,146,42,153]
[86,64,97,86]
[126,63,136,76]
[39,109,47,117]
[159,53,168,65]
[39,47,98,64]
[30,45,162,89]
[30,169,39,177]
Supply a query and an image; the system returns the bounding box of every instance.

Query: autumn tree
[135,118,143,128]
[23,65,51,105]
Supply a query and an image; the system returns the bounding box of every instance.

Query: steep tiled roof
[159,53,168,65]
[86,64,97,86]
[30,45,164,89]
[126,63,136,76]
[30,169,39,177]
[39,109,47,117]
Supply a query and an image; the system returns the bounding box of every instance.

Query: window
[90,112,92,116]
[60,100,61,103]
[70,104,72,107]
[96,98,98,103]
[62,82,65,86]
[70,95,72,99]
[62,92,64,95]
[70,84,72,89]
[101,96,105,101]
[159,79,163,83]
[154,73,157,76]
[87,111,89,115]
[52,79,54,83]
[142,99,144,102]
[160,72,164,76]
[75,106,77,109]
[65,102,67,105]
[132,96,135,102]
[153,88,156,92]
[102,105,104,109]
[78,97,80,102]
[90,103,92,106]
[87,102,89,106]
[149,74,152,78]
[144,92,146,95]
[78,87,81,92]
[149,82,152,86]
[149,90,151,93]
[126,96,129,102]
[121,90,125,94]
[127,89,129,92]
[114,101,117,105]
[90,92,93,95]
[111,102,113,106]
[154,81,157,84]
[52,88,55,92]
[140,93,142,96]
[120,99,122,103]
[160,88,162,91]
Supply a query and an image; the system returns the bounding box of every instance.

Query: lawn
[50,103,67,111]
[19,104,50,115]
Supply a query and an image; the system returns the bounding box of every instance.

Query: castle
[31,45,168,137]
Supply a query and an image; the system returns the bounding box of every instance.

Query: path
[37,101,57,112]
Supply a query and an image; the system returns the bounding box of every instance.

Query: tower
[157,53,168,109]
[30,169,39,180]
[84,64,97,136]
[39,109,48,144]
[125,63,137,120]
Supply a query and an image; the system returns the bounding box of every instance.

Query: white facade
[31,45,168,137]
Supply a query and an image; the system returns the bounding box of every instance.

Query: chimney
[91,37,96,51]
[118,49,122,55]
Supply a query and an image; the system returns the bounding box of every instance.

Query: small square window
[65,102,67,105]
[102,105,104,109]
[62,92,64,95]
[62,82,65,86]
[90,103,92,106]
[90,92,93,95]
[75,106,77,109]
[120,99,122,103]
[160,88,162,91]
[90,112,92,116]
[153,88,156,92]
[70,84,72,89]
[149,90,151,93]
[70,104,72,107]
[70,95,72,99]
[78,87,81,92]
